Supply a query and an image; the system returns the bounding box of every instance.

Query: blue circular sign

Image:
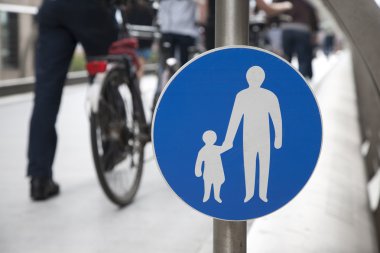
[152,46,322,221]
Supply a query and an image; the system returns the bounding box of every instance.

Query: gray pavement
[0,52,377,252]
[247,52,378,252]
[0,76,211,253]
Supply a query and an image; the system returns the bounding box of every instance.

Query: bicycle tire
[90,66,144,207]
[153,60,178,109]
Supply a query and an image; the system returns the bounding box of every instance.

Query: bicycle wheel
[90,66,144,207]
[153,58,178,109]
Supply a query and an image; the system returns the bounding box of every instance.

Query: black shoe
[30,177,60,201]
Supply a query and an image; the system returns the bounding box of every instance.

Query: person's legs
[157,33,175,94]
[160,33,175,63]
[213,183,222,203]
[27,2,77,180]
[258,143,270,202]
[203,180,212,202]
[177,34,195,66]
[243,148,257,203]
[205,23,215,50]
[295,31,313,79]
[282,29,295,62]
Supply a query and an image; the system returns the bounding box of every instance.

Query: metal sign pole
[214,0,249,253]
[215,0,249,46]
[213,220,247,253]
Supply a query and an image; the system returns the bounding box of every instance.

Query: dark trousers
[323,34,335,57]
[205,24,215,50]
[160,33,195,66]
[282,29,313,79]
[27,0,117,178]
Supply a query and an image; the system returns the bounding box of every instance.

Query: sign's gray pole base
[213,220,247,253]
[214,0,249,252]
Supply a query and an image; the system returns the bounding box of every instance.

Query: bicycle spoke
[91,68,144,206]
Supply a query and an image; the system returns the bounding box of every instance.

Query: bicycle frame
[86,2,159,143]
[86,54,148,133]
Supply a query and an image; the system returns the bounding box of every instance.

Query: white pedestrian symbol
[195,66,283,203]
[195,130,226,203]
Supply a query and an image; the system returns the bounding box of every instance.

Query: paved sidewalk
[247,52,378,253]
[0,76,211,253]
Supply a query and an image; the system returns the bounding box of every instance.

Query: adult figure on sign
[223,66,283,203]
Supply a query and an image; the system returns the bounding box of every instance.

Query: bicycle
[85,3,156,207]
[85,0,200,207]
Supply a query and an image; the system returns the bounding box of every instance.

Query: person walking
[280,0,319,79]
[27,0,118,201]
[157,0,206,66]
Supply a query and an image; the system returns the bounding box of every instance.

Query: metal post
[215,0,249,46]
[214,0,249,253]
[214,220,247,253]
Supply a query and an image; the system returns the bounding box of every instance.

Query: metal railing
[0,4,38,80]
[0,3,37,15]
[322,0,380,245]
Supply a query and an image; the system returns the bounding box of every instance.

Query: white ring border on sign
[151,45,324,221]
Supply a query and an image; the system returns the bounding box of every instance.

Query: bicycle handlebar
[127,24,160,39]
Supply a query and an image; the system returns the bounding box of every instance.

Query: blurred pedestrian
[157,0,206,66]
[125,0,155,78]
[323,31,335,58]
[280,0,319,79]
[204,0,215,50]
[256,0,293,16]
[27,0,117,201]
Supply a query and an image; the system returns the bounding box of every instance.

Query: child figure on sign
[195,130,226,203]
